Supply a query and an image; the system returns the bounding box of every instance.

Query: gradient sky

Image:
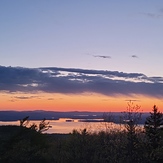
[0,0,163,112]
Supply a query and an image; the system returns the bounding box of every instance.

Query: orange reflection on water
[0,118,143,134]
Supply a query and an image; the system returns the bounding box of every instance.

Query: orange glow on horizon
[0,92,163,112]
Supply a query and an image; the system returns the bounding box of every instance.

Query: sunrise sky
[0,0,163,112]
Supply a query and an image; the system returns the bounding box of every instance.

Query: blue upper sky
[1,0,163,76]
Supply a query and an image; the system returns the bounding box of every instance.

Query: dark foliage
[0,125,54,163]
[0,106,163,163]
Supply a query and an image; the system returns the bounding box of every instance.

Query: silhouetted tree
[102,112,115,133]
[38,118,51,133]
[19,116,29,127]
[144,105,163,149]
[29,123,38,131]
[19,117,50,133]
[122,101,142,163]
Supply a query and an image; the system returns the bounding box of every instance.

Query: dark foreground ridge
[0,123,163,162]
[0,105,163,162]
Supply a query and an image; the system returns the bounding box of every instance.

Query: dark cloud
[93,55,111,59]
[160,8,163,13]
[0,66,163,98]
[131,55,138,58]
[13,96,39,100]
[47,98,54,101]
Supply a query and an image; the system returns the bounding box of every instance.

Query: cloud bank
[0,66,163,98]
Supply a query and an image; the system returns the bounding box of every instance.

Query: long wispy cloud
[13,96,40,100]
[141,9,163,19]
[0,66,163,98]
[143,13,163,18]
[93,55,111,59]
[86,53,111,59]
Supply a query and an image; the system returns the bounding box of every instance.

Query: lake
[0,118,127,134]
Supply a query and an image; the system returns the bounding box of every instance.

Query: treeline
[0,104,163,163]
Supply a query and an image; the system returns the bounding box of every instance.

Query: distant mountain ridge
[0,111,149,124]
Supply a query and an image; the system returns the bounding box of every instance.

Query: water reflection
[0,118,143,134]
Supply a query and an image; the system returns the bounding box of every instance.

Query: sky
[0,0,163,112]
